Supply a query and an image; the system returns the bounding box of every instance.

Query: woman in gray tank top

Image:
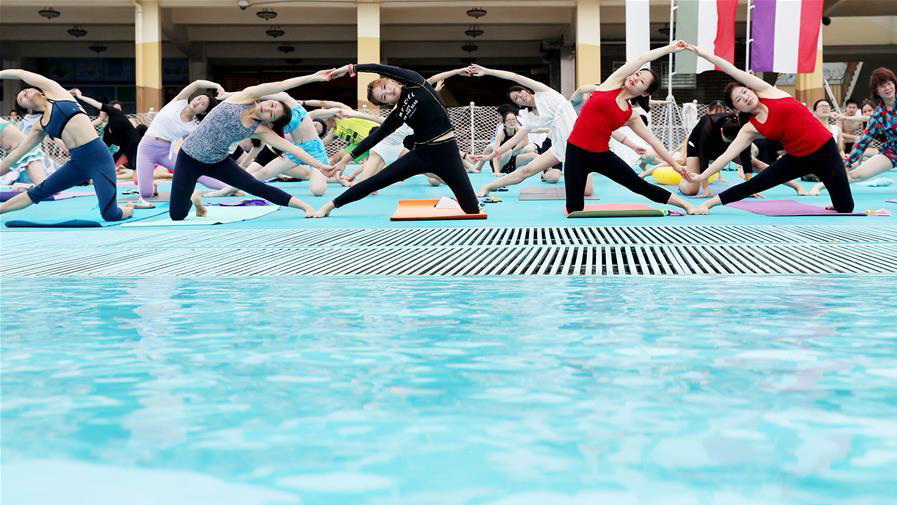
[170,69,335,220]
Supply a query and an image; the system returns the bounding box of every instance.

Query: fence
[1,103,882,170]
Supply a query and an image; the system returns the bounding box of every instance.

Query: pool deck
[2,169,896,230]
[2,170,896,276]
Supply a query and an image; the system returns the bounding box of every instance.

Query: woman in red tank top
[685,44,854,214]
[564,41,700,215]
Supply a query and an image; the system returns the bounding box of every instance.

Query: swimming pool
[2,275,895,505]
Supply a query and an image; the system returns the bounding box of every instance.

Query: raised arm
[685,44,779,95]
[70,89,104,111]
[0,69,68,97]
[301,99,352,110]
[330,109,385,125]
[0,128,46,173]
[467,64,551,93]
[174,80,224,101]
[426,68,470,85]
[348,64,426,87]
[699,123,760,180]
[235,69,332,102]
[257,92,299,109]
[570,84,599,105]
[602,41,685,90]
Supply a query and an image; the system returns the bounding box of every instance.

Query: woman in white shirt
[135,80,223,197]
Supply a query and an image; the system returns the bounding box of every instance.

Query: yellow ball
[651,166,718,185]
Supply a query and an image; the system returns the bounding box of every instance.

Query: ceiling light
[466,7,486,19]
[257,9,277,21]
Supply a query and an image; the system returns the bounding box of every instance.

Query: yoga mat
[565,203,666,218]
[727,199,866,216]
[4,207,168,228]
[519,187,598,201]
[121,191,171,203]
[122,205,279,227]
[390,200,487,221]
[0,191,94,202]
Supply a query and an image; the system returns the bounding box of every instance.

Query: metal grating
[2,225,896,277]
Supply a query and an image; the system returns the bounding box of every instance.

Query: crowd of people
[1,40,894,222]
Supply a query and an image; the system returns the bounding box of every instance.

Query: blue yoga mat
[4,207,169,228]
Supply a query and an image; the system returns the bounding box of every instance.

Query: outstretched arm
[570,84,599,104]
[257,92,299,109]
[300,99,351,110]
[699,123,760,180]
[426,68,470,85]
[494,127,532,156]
[253,126,330,173]
[602,41,685,90]
[626,113,691,180]
[0,128,46,173]
[330,109,385,124]
[685,44,779,95]
[70,89,104,111]
[467,64,551,92]
[174,80,224,101]
[236,69,331,102]
[0,69,68,97]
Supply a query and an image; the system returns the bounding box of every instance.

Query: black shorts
[255,146,280,166]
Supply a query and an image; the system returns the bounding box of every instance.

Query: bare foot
[120,203,135,219]
[314,202,334,218]
[750,193,766,198]
[304,208,315,218]
[689,206,709,215]
[476,186,491,198]
[191,191,208,217]
[492,172,502,177]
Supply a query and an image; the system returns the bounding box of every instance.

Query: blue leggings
[26,138,123,221]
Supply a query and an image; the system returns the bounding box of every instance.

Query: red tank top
[568,88,632,153]
[749,97,831,157]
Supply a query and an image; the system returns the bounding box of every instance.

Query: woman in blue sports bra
[0,69,133,221]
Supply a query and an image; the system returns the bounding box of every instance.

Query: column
[357,1,381,109]
[135,0,162,112]
[795,22,824,106]
[576,0,601,88]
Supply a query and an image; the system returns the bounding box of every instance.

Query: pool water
[2,276,896,505]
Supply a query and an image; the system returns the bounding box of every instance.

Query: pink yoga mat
[728,199,866,216]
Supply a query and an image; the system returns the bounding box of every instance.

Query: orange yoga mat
[390,200,488,221]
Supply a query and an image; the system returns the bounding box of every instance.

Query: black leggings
[719,138,854,212]
[564,143,672,213]
[332,138,480,214]
[169,150,294,220]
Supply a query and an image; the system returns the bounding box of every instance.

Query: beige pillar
[357,1,381,109]
[135,0,162,112]
[576,0,601,88]
[795,22,824,106]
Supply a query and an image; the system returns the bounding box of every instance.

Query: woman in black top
[681,113,752,196]
[681,113,807,197]
[70,89,139,170]
[314,64,479,217]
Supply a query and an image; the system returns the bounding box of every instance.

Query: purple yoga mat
[727,199,866,216]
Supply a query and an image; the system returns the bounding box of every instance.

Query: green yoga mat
[567,208,667,218]
[122,205,279,227]
[565,203,667,218]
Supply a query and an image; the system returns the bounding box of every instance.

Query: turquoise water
[2,276,896,505]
